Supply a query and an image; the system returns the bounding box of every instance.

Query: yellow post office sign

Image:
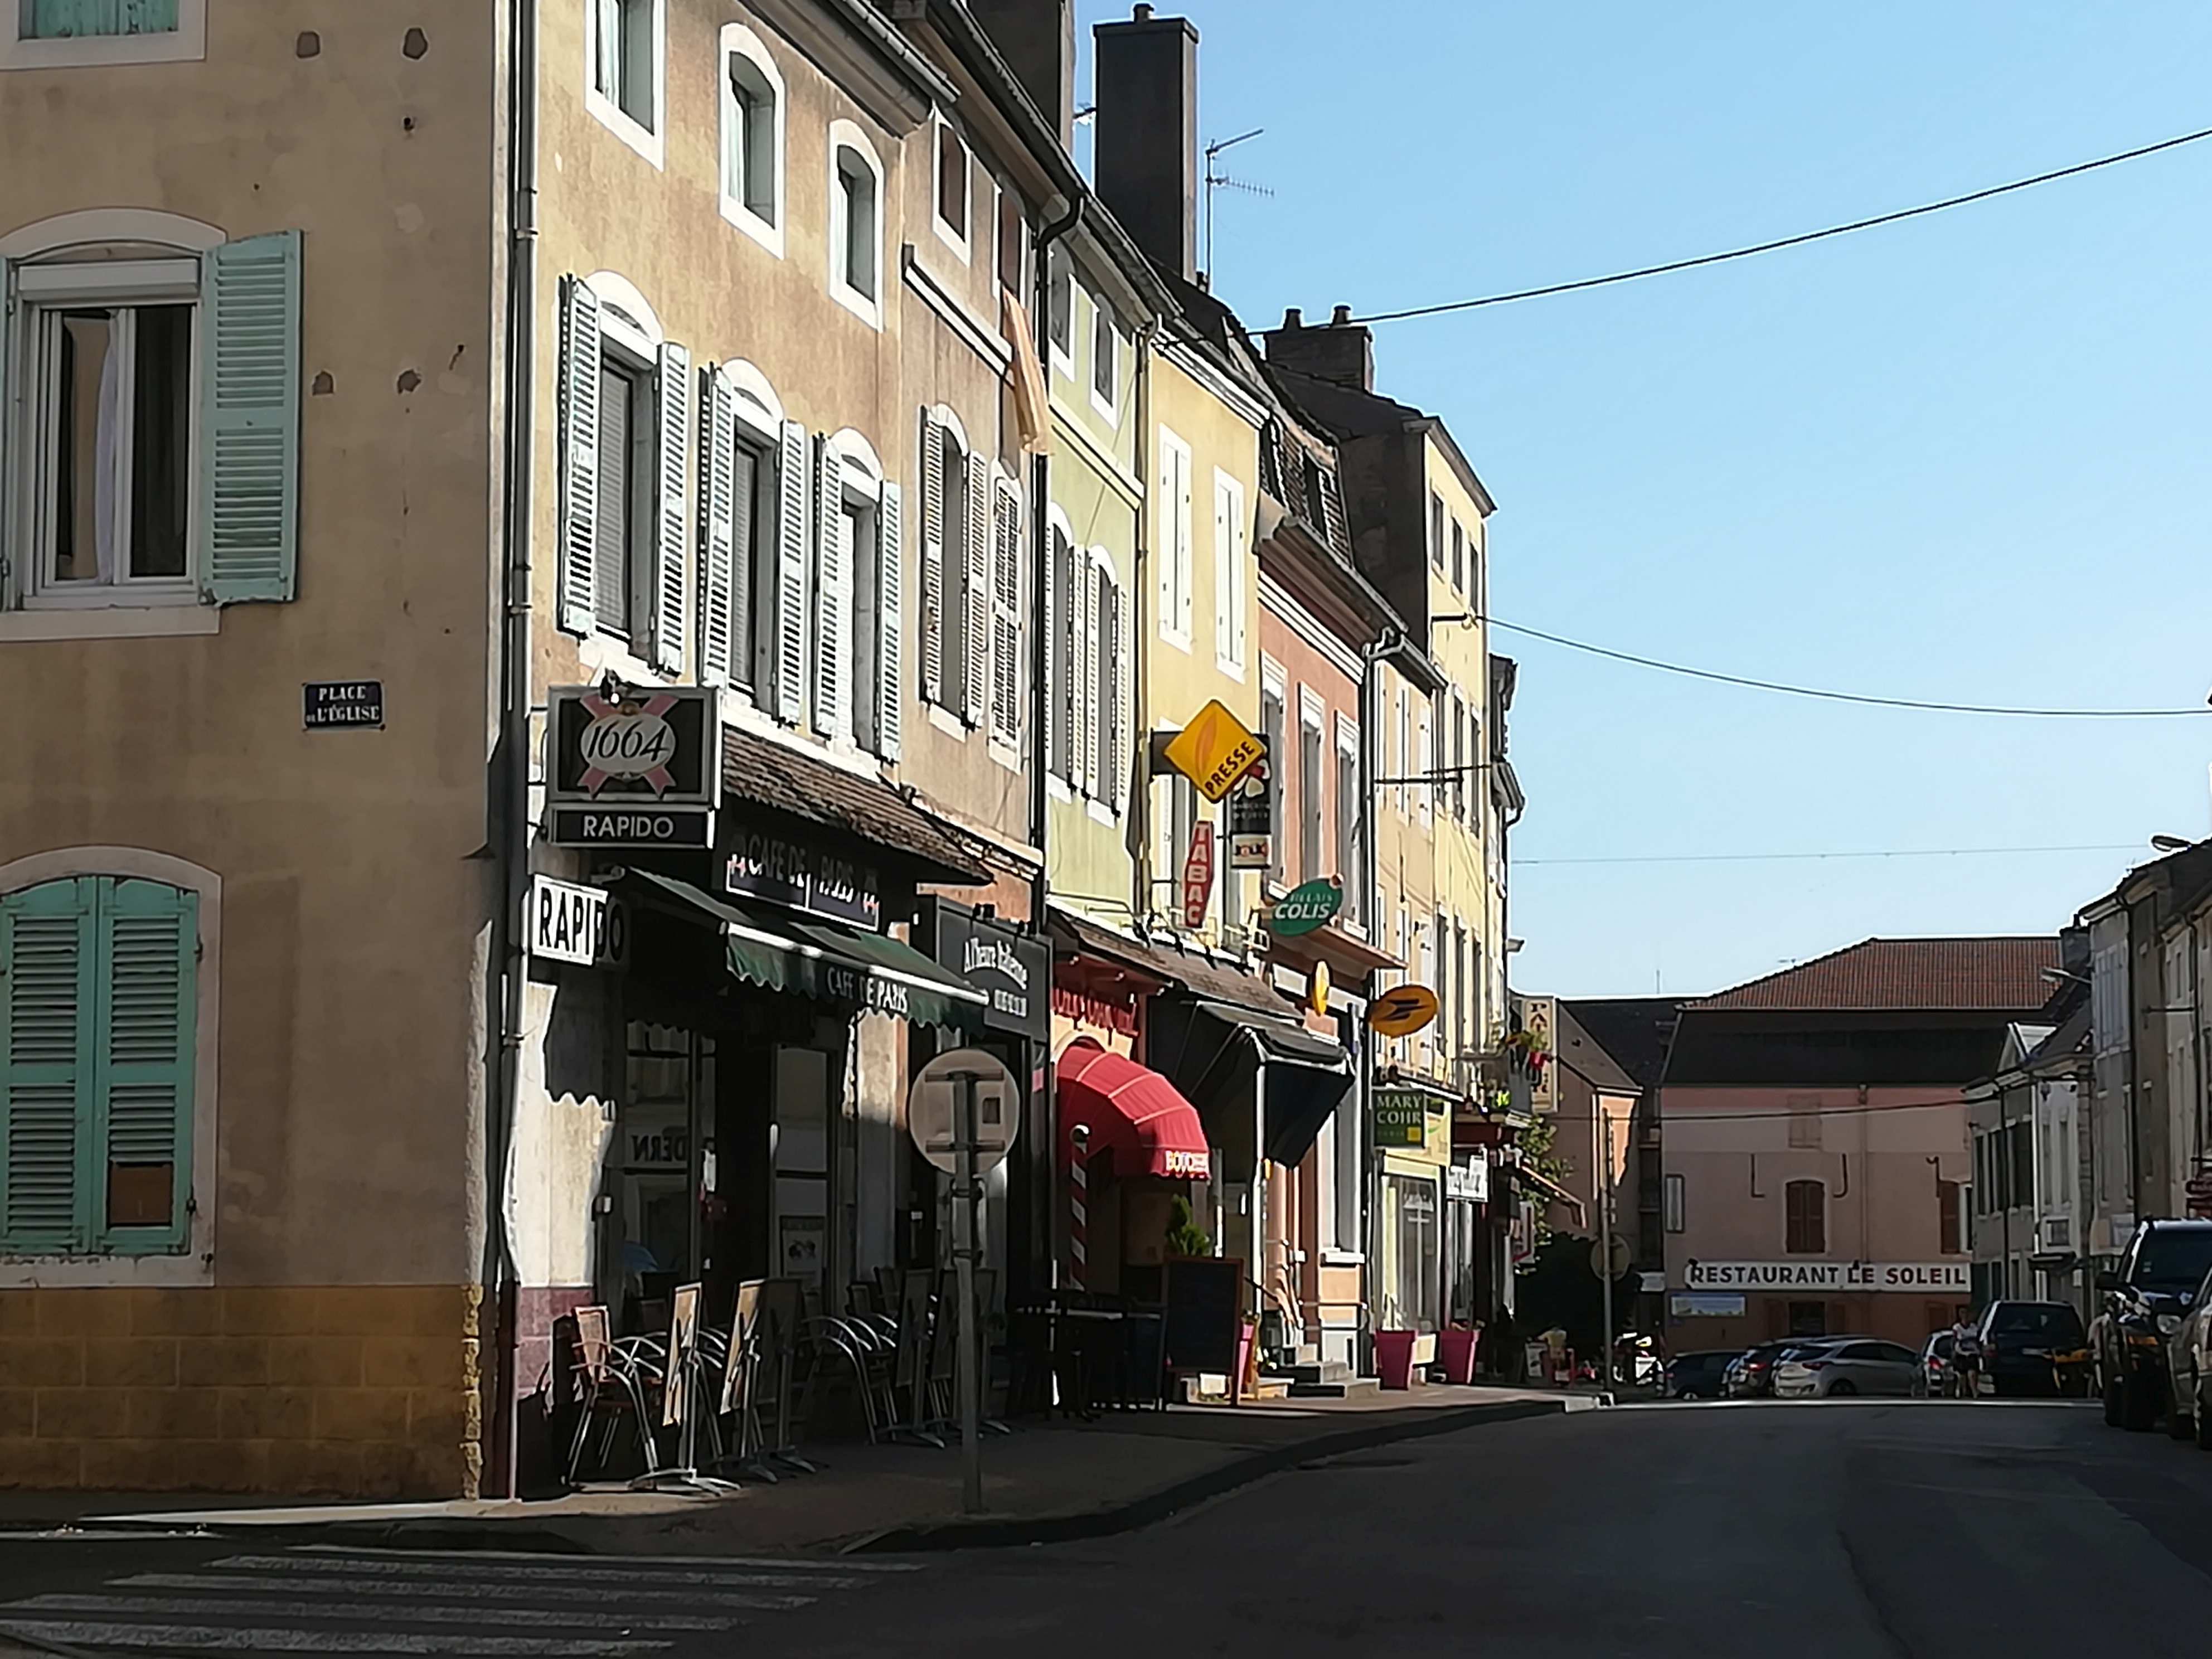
[1162,699,1265,803]
[1368,984,1439,1039]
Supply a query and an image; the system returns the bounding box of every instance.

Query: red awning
[1057,1038,1212,1181]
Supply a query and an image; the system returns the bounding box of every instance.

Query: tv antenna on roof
[1204,128,1272,287]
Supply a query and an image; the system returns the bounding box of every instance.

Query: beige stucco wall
[0,3,501,1494]
[1373,657,1437,1077]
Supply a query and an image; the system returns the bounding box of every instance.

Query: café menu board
[1164,1256,1244,1380]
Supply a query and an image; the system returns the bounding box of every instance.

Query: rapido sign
[547,683,719,848]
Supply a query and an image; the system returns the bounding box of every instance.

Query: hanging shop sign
[1373,1090,1430,1148]
[723,826,880,929]
[1368,984,1439,1038]
[1446,1156,1490,1203]
[1180,821,1216,930]
[547,683,719,847]
[525,875,629,968]
[1682,1260,1971,1294]
[1162,698,1265,803]
[1228,757,1273,869]
[1308,959,1332,1017]
[1507,994,1556,1114]
[1267,877,1343,937]
[925,899,1051,1042]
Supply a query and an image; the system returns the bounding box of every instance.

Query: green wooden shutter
[0,880,97,1251]
[95,879,196,1254]
[199,231,302,604]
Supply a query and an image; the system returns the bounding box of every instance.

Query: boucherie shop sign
[1682,1260,1969,1294]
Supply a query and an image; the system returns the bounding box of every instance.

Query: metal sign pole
[954,1072,983,1515]
[1599,1111,1616,1394]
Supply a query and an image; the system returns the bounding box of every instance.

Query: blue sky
[1074,0,2212,997]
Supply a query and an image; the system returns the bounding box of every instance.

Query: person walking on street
[1948,1316,1982,1399]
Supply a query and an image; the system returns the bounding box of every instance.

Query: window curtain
[23,0,178,37]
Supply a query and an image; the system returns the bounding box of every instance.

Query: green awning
[625,870,988,1033]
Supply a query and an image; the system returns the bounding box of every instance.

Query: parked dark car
[2091,1218,2212,1430]
[1975,1301,2090,1398]
[1912,1330,1954,1398]
[1666,1350,1739,1399]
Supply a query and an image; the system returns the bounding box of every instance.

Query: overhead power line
[1520,843,2142,867]
[1486,617,2212,717]
[1348,122,2212,325]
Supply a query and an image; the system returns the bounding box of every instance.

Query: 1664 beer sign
[548,683,719,848]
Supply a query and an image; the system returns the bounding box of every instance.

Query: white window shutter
[1175,450,1193,639]
[555,275,601,636]
[876,480,904,761]
[991,481,1021,746]
[697,365,737,687]
[1230,499,1248,669]
[1213,478,1232,663]
[1114,576,1133,812]
[1157,436,1176,630]
[1043,527,1060,778]
[772,419,809,724]
[964,453,989,727]
[1074,548,1095,795]
[651,342,691,675]
[919,411,945,705]
[198,230,302,605]
[813,435,850,740]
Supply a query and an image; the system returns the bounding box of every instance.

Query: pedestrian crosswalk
[0,1544,920,1656]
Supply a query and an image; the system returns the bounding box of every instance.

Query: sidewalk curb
[843,1396,1566,1554]
[73,1397,1570,1560]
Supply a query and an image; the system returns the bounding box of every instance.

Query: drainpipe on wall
[1029,195,1080,1297]
[487,0,541,1501]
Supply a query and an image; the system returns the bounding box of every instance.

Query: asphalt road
[1,1400,2206,1656]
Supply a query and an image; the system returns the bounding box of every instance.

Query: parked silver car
[1773,1338,1920,1398]
[2163,1262,2212,1448]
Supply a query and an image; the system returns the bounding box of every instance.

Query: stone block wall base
[0,1284,483,1500]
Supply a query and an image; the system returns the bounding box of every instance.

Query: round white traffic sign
[908,1048,1022,1175]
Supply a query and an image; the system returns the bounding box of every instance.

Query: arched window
[718,25,784,254]
[1785,1179,1826,1255]
[828,122,884,326]
[0,869,207,1258]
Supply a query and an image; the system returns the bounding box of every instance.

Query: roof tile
[1694,937,2060,1012]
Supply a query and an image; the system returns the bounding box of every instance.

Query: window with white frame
[556,274,690,676]
[0,870,201,1257]
[1428,489,1444,570]
[1091,298,1120,416]
[1450,516,1465,593]
[933,120,970,258]
[1156,427,1192,647]
[997,189,1027,297]
[918,409,985,726]
[3,227,303,619]
[1046,245,1073,371]
[3,1,204,69]
[814,431,898,754]
[1415,709,1432,826]
[1260,668,1286,885]
[1298,693,1324,884]
[719,26,783,252]
[695,362,783,700]
[1212,469,1246,675]
[588,0,663,162]
[828,125,883,325]
[1334,719,1361,926]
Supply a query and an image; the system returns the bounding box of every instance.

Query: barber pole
[1068,1124,1092,1291]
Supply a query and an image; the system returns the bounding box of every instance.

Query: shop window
[0,874,198,1256]
[1784,1178,1825,1254]
[1382,1173,1440,1333]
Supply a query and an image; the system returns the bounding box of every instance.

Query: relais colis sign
[547,683,719,847]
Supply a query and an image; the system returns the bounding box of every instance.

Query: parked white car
[1773,1339,1921,1398]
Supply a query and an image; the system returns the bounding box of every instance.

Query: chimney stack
[968,0,1078,148]
[1093,6,1201,282]
[1262,304,1375,392]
